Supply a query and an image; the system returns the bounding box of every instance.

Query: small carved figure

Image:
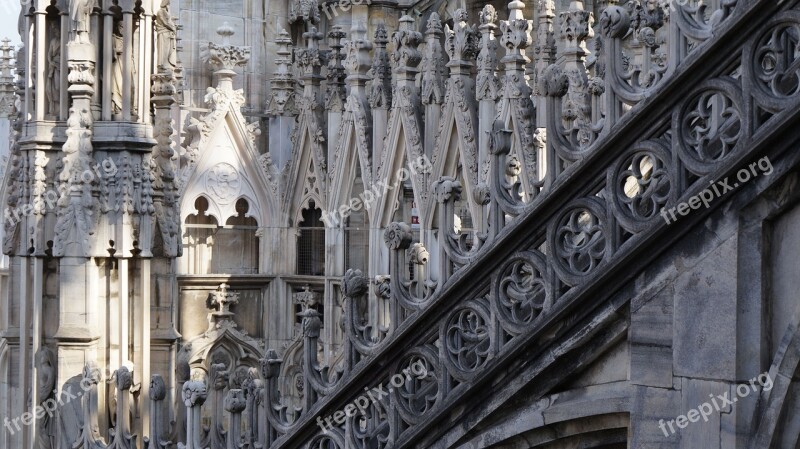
[46,28,60,116]
[69,0,93,44]
[155,0,178,71]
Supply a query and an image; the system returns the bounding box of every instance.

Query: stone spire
[267,28,297,116]
[369,24,392,109]
[559,0,594,147]
[325,25,347,112]
[445,9,480,73]
[477,5,501,101]
[391,14,423,81]
[296,26,325,110]
[421,12,446,106]
[0,38,15,117]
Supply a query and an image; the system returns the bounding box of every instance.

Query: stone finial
[289,0,320,26]
[421,12,446,105]
[201,24,251,73]
[500,0,534,64]
[559,0,593,50]
[445,9,479,65]
[293,285,319,311]
[0,38,15,117]
[296,26,325,82]
[535,0,557,58]
[343,22,373,81]
[391,15,423,71]
[342,269,369,298]
[326,25,347,111]
[477,5,501,101]
[182,381,208,407]
[434,176,464,204]
[208,283,240,319]
[369,23,392,108]
[266,28,296,116]
[533,0,557,96]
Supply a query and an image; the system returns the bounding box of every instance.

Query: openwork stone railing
[65,0,800,447]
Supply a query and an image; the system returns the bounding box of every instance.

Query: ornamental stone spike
[326,25,347,111]
[500,0,534,66]
[267,27,296,116]
[344,21,373,81]
[298,26,325,83]
[477,5,501,100]
[391,15,423,74]
[370,23,392,109]
[560,0,593,52]
[445,9,479,64]
[421,12,446,105]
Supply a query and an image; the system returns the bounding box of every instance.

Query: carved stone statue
[46,29,60,117]
[155,0,178,71]
[111,20,124,114]
[69,0,93,44]
[34,348,56,449]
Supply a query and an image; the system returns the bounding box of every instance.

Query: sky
[0,0,22,47]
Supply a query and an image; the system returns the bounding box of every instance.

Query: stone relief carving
[205,162,240,204]
[289,0,320,25]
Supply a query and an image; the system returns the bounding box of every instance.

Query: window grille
[297,201,326,276]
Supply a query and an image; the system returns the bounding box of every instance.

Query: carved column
[33,3,45,121]
[121,0,134,121]
[181,381,208,449]
[300,305,322,411]
[224,390,246,449]
[53,24,100,417]
[297,26,326,140]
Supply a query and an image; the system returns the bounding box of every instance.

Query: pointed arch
[374,90,428,229]
[328,95,374,224]
[179,101,277,230]
[283,107,328,227]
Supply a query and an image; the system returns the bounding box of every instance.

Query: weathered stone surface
[1,0,800,448]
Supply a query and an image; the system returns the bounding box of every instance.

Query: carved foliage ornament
[392,16,423,70]
[201,42,251,72]
[445,9,479,62]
